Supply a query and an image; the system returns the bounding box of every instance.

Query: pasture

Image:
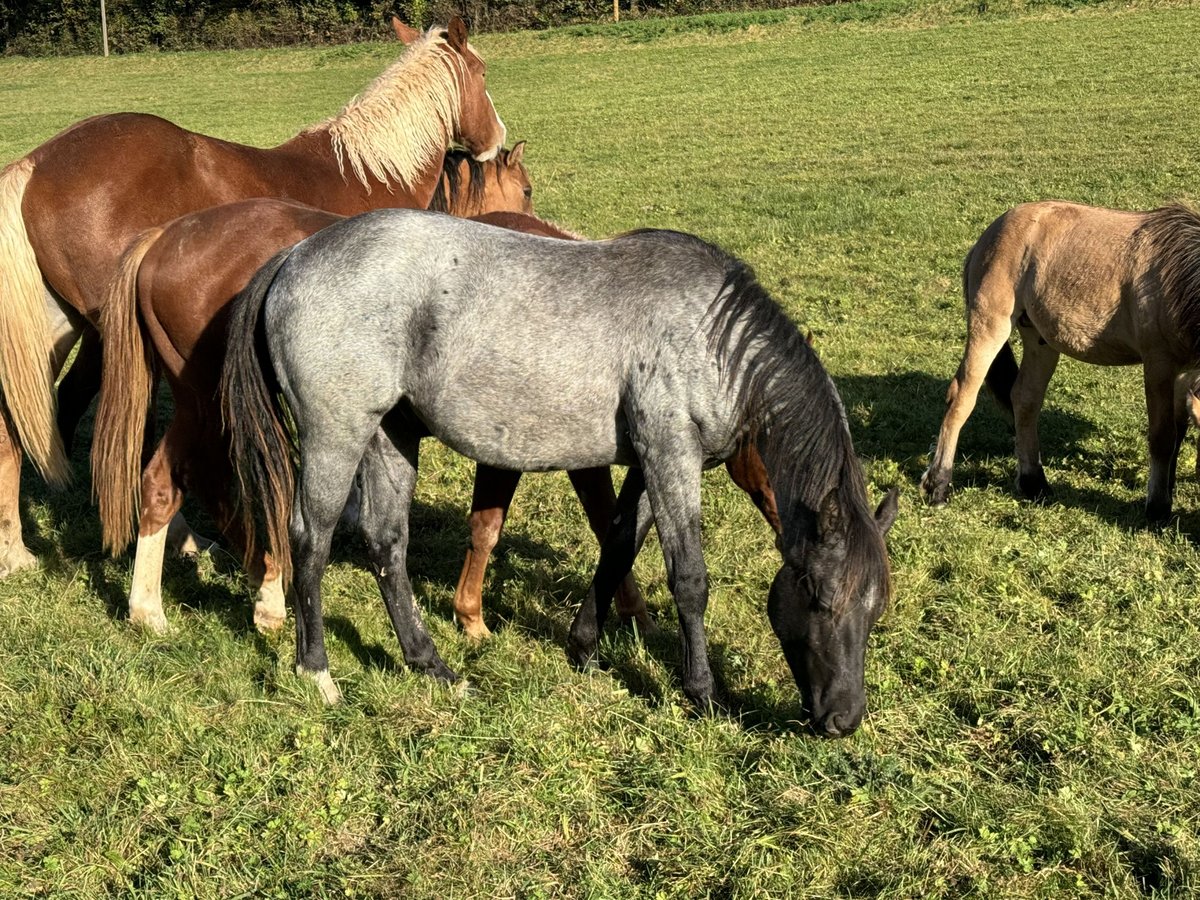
[3,2,1200,895]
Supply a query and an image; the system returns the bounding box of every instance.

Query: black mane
[706,261,888,612]
[428,149,490,214]
[1141,202,1200,358]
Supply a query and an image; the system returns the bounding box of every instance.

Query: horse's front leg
[1144,360,1187,524]
[1010,330,1060,500]
[453,463,522,641]
[566,466,655,632]
[640,437,714,711]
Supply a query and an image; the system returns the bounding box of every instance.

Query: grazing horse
[922,201,1200,522]
[91,148,532,634]
[221,209,897,736]
[0,16,504,577]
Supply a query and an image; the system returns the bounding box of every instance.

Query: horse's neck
[270,128,444,213]
[751,366,849,546]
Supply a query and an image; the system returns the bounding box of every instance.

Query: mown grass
[3,2,1200,896]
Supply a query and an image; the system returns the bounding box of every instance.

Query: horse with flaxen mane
[0,16,504,576]
[922,200,1200,523]
[91,148,532,634]
[221,209,897,736]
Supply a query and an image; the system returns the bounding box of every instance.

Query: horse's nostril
[817,711,859,739]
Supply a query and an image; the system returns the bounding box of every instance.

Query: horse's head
[768,488,897,738]
[481,142,532,215]
[431,16,506,163]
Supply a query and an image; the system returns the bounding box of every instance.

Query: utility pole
[100,0,109,56]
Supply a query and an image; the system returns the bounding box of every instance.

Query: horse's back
[23,112,282,310]
[141,199,342,378]
[968,201,1153,363]
[266,210,735,470]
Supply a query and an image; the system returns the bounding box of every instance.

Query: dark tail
[220,247,298,587]
[963,249,1018,419]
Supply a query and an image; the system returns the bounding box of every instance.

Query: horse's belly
[413,391,631,472]
[1026,304,1140,366]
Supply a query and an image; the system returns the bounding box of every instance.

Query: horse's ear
[391,16,422,44]
[874,488,899,535]
[446,15,470,51]
[507,141,526,168]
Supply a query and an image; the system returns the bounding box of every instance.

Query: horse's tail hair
[221,247,297,588]
[0,158,71,487]
[91,226,162,554]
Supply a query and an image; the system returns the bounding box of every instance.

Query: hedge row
[0,0,812,55]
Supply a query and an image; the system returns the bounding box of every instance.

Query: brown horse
[922,200,1200,522]
[92,148,532,634]
[0,16,505,577]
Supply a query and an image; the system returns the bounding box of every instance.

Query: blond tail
[91,227,161,554]
[0,158,70,487]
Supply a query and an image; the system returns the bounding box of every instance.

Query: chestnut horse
[922,200,1200,522]
[0,16,505,576]
[91,148,533,634]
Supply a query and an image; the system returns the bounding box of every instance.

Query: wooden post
[100,0,109,56]
[613,0,619,22]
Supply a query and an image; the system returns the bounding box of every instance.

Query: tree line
[0,0,806,55]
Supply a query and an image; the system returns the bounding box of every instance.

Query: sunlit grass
[2,2,1200,896]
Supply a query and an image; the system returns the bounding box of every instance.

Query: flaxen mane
[1141,202,1200,357]
[703,250,888,612]
[318,28,464,191]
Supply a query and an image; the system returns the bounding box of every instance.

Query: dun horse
[922,200,1200,522]
[0,17,504,576]
[91,148,533,634]
[222,209,897,737]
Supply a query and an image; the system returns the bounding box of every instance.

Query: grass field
[3,2,1200,896]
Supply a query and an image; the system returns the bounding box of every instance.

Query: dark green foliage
[1,0,825,54]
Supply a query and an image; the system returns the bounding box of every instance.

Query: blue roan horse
[221,209,897,737]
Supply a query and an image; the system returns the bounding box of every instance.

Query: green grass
[4,2,1200,896]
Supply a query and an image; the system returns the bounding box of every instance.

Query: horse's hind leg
[0,410,35,577]
[453,463,522,641]
[127,427,189,633]
[567,468,654,672]
[290,427,376,704]
[1010,331,1060,500]
[566,467,655,633]
[1144,360,1187,524]
[921,287,1016,505]
[55,327,101,453]
[359,426,457,683]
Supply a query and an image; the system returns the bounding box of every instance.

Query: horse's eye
[523,186,533,198]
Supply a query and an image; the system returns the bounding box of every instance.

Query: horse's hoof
[566,639,599,672]
[0,542,37,578]
[297,666,342,704]
[459,619,493,643]
[1015,469,1053,502]
[1145,499,1173,527]
[130,606,170,635]
[919,470,951,506]
[253,608,287,634]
